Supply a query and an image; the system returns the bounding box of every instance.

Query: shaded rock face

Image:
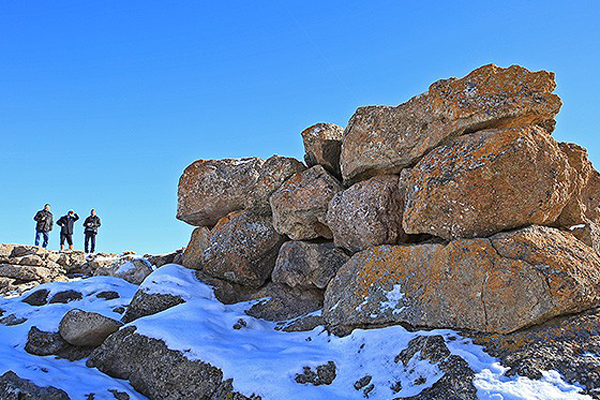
[327,175,407,252]
[49,290,83,304]
[58,309,123,347]
[571,222,600,254]
[22,289,50,306]
[181,226,210,270]
[398,336,477,400]
[272,240,349,290]
[468,307,600,398]
[177,156,304,227]
[301,123,344,178]
[0,371,70,400]
[324,226,600,334]
[25,326,93,361]
[245,282,324,321]
[270,165,344,240]
[204,210,286,287]
[87,327,254,400]
[122,290,185,323]
[340,63,562,185]
[402,125,575,240]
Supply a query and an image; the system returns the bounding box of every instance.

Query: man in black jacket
[83,209,101,253]
[33,204,53,248]
[57,210,79,251]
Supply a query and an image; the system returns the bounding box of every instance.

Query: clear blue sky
[1,1,599,254]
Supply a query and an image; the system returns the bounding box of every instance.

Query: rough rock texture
[22,289,50,306]
[402,125,575,240]
[87,326,254,400]
[181,226,210,270]
[203,210,285,287]
[59,309,123,347]
[49,290,82,304]
[0,371,70,400]
[25,326,93,361]
[122,290,185,323]
[177,156,304,226]
[324,225,600,334]
[340,63,562,185]
[572,222,600,254]
[245,282,324,321]
[397,336,477,400]
[327,175,407,252]
[93,258,154,285]
[0,265,53,282]
[270,165,344,240]
[469,307,600,398]
[272,240,349,290]
[143,250,182,269]
[301,123,344,178]
[294,361,337,386]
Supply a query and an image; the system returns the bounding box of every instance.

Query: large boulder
[59,309,123,347]
[87,326,253,400]
[327,175,407,252]
[0,265,53,282]
[0,371,69,400]
[324,225,600,334]
[203,210,285,287]
[177,156,304,226]
[340,64,562,185]
[301,123,344,177]
[122,290,185,323]
[272,241,349,290]
[402,125,575,240]
[93,258,154,285]
[270,165,344,240]
[181,227,210,270]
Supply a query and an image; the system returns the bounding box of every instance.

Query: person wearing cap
[83,209,101,253]
[33,204,53,248]
[56,210,79,251]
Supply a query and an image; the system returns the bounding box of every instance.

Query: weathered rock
[403,125,575,240]
[571,222,600,254]
[96,291,120,300]
[327,175,407,252]
[49,290,83,304]
[340,63,562,184]
[294,361,336,386]
[87,326,255,400]
[324,225,600,334]
[177,156,304,227]
[93,258,154,285]
[397,336,477,400]
[9,245,46,258]
[25,326,69,356]
[0,265,53,282]
[301,123,344,177]
[275,314,325,332]
[122,290,185,323]
[272,240,349,290]
[143,250,182,268]
[22,289,50,306]
[0,313,27,326]
[181,226,210,270]
[0,371,69,400]
[17,255,44,266]
[59,309,123,347]
[245,282,324,321]
[204,210,285,287]
[270,165,344,240]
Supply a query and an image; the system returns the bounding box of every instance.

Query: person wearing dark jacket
[33,204,53,248]
[83,209,101,253]
[56,210,79,251]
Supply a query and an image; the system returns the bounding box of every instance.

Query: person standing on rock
[57,210,79,252]
[33,204,53,249]
[83,209,101,253]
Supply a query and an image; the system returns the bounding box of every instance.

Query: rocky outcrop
[324,226,600,334]
[177,156,304,226]
[301,123,344,178]
[272,240,349,290]
[327,174,407,251]
[87,326,254,400]
[270,165,344,240]
[340,63,562,185]
[181,226,210,270]
[402,125,575,240]
[0,371,69,400]
[122,290,185,323]
[58,309,123,347]
[203,210,285,287]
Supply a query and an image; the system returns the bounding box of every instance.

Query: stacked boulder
[177,64,600,335]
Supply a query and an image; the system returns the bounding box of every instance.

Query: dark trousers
[85,233,96,253]
[35,230,49,248]
[60,233,73,246]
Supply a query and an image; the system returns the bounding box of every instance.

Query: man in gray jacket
[33,204,53,249]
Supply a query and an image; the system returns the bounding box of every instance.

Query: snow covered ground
[0,264,594,399]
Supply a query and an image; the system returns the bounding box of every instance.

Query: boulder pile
[177,64,600,335]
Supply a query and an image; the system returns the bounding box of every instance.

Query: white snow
[380,284,405,315]
[0,264,594,400]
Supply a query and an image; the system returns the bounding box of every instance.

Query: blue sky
[1,1,599,254]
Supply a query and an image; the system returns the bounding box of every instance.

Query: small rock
[294,361,337,386]
[59,309,123,347]
[0,371,69,400]
[0,314,27,326]
[22,289,50,306]
[49,290,83,304]
[301,122,344,178]
[122,290,185,323]
[353,375,372,390]
[96,291,120,300]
